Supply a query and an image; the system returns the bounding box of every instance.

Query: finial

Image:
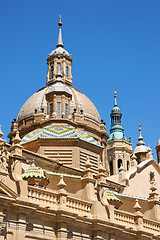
[84,156,92,169]
[0,125,4,138]
[12,131,22,145]
[59,14,62,24]
[56,14,64,48]
[133,199,141,212]
[137,121,145,146]
[131,152,137,160]
[114,90,117,106]
[157,139,160,146]
[57,175,66,189]
[98,161,106,173]
[119,164,125,172]
[114,87,117,95]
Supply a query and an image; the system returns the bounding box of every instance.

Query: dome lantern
[47,16,73,86]
[108,91,125,141]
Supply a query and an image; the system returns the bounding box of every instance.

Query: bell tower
[46,16,73,86]
[106,91,132,175]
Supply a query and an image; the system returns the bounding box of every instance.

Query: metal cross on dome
[59,14,62,22]
[138,119,141,127]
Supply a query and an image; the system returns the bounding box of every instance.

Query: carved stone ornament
[0,222,6,235]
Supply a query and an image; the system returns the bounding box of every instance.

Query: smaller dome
[134,123,148,154]
[106,191,122,203]
[134,145,148,154]
[103,190,122,208]
[111,106,121,114]
[49,47,70,57]
[22,163,50,182]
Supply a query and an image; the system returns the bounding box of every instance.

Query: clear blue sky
[0,0,160,159]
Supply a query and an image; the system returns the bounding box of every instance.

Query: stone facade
[0,19,160,240]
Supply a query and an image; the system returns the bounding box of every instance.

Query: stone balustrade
[28,186,57,205]
[28,186,92,214]
[143,218,160,232]
[114,209,160,233]
[114,209,135,225]
[66,196,92,214]
[27,186,160,234]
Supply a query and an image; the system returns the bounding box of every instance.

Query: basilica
[0,18,160,240]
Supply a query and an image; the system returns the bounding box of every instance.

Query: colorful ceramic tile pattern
[22,124,101,147]
[22,164,50,182]
[106,191,122,203]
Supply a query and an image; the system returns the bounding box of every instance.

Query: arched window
[57,102,61,118]
[50,65,54,79]
[127,161,129,171]
[110,162,113,175]
[49,103,53,118]
[65,103,68,118]
[66,66,69,78]
[57,64,62,74]
[118,159,122,172]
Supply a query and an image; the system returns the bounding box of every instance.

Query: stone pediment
[123,159,160,199]
[126,159,160,181]
[0,181,18,200]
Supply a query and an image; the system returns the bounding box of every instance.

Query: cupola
[22,163,50,188]
[108,91,125,141]
[46,16,73,86]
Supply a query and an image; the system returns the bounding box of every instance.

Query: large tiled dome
[17,85,101,123]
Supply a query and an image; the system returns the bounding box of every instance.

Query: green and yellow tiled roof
[22,124,101,147]
[106,191,122,203]
[22,164,50,182]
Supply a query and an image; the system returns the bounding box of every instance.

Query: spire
[134,122,148,156]
[56,14,64,48]
[137,123,145,146]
